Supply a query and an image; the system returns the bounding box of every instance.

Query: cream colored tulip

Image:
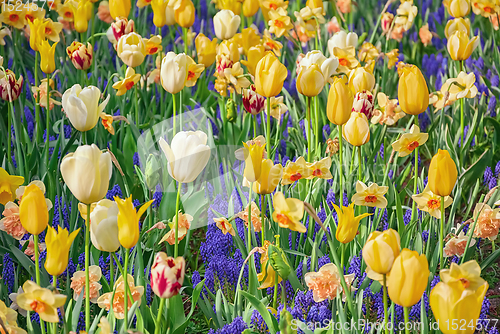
[62,84,110,132]
[327,31,358,56]
[348,67,375,94]
[160,52,189,94]
[60,144,113,205]
[90,199,120,252]
[213,9,241,40]
[159,131,211,183]
[116,32,147,68]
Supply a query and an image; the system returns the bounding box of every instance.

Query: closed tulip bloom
[242,85,265,115]
[348,67,375,95]
[27,18,47,52]
[241,141,266,183]
[243,0,259,17]
[109,0,131,19]
[90,199,120,252]
[296,64,324,97]
[388,249,430,307]
[241,45,266,76]
[299,50,339,84]
[160,52,189,94]
[115,196,153,248]
[216,0,241,15]
[19,184,49,235]
[195,33,217,67]
[447,30,479,61]
[327,77,353,125]
[343,112,370,146]
[334,203,371,244]
[0,70,24,102]
[362,228,400,275]
[62,84,110,132]
[174,0,195,28]
[443,0,470,17]
[44,226,80,276]
[150,252,185,298]
[66,41,93,70]
[428,149,458,197]
[74,0,92,33]
[151,0,168,27]
[39,40,57,74]
[116,32,147,68]
[159,131,211,183]
[214,10,241,40]
[398,64,429,115]
[60,144,113,204]
[253,159,283,194]
[444,18,470,39]
[254,52,288,97]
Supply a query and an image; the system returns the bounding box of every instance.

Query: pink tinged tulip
[150,252,185,298]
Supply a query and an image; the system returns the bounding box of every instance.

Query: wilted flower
[444,225,476,258]
[472,203,500,240]
[236,202,262,232]
[214,217,236,236]
[159,212,193,245]
[371,92,405,126]
[19,235,46,261]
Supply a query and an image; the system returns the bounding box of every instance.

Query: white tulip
[213,10,240,40]
[159,131,211,183]
[160,52,188,94]
[60,144,112,204]
[328,31,358,55]
[299,50,339,84]
[116,32,147,68]
[90,199,120,252]
[62,84,110,132]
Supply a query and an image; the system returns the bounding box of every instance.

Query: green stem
[340,243,345,270]
[404,306,410,334]
[135,84,139,126]
[33,234,46,334]
[109,252,114,286]
[260,194,265,246]
[273,272,278,310]
[383,274,389,334]
[266,98,271,150]
[411,118,419,223]
[35,51,42,143]
[85,204,91,333]
[357,146,363,181]
[247,185,253,253]
[52,275,57,334]
[460,97,465,149]
[439,196,445,269]
[253,114,257,138]
[338,125,343,205]
[123,249,129,329]
[307,97,312,162]
[173,93,177,135]
[183,27,188,55]
[314,96,319,159]
[174,182,182,258]
[45,76,50,168]
[154,298,166,334]
[7,100,11,171]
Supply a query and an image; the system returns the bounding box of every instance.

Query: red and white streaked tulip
[150,252,185,299]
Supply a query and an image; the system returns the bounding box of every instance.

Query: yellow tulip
[272,191,306,233]
[243,0,259,17]
[114,196,153,249]
[39,40,57,74]
[253,159,283,195]
[443,0,471,18]
[151,0,169,27]
[257,241,282,289]
[109,0,131,19]
[239,28,261,55]
[306,0,323,12]
[326,77,353,126]
[296,64,325,97]
[388,249,430,307]
[428,149,457,197]
[216,0,242,15]
[348,67,375,95]
[444,18,470,39]
[254,52,288,97]
[241,45,266,76]
[0,167,24,205]
[174,0,195,28]
[333,203,371,244]
[398,64,429,115]
[342,112,370,146]
[16,280,67,323]
[44,226,80,276]
[19,184,49,235]
[27,18,48,52]
[447,30,479,61]
[195,33,217,67]
[74,0,92,33]
[362,228,400,275]
[242,141,266,183]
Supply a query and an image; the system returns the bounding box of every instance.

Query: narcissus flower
[253,159,283,195]
[223,62,251,94]
[160,212,193,245]
[150,253,185,298]
[89,199,120,252]
[363,228,401,275]
[159,131,211,183]
[294,6,325,36]
[70,266,102,302]
[305,263,342,302]
[144,35,162,55]
[66,41,93,70]
[214,217,236,236]
[214,9,240,40]
[16,280,66,323]
[262,30,283,56]
[116,32,147,68]
[358,42,380,64]
[266,95,289,121]
[112,67,141,96]
[343,112,370,146]
[398,63,429,115]
[236,202,262,232]
[268,8,293,37]
[331,46,359,73]
[441,71,478,100]
[391,124,429,157]
[39,40,57,74]
[428,149,458,197]
[114,196,153,249]
[254,52,287,97]
[327,76,353,125]
[472,203,500,240]
[160,52,189,94]
[412,185,453,219]
[60,144,113,204]
[0,7,27,29]
[272,192,306,233]
[195,33,217,67]
[282,156,312,185]
[443,0,471,17]
[260,0,289,21]
[395,2,418,31]
[444,224,476,257]
[385,49,400,69]
[0,202,26,240]
[371,92,405,125]
[97,274,144,319]
[257,242,282,289]
[108,0,131,19]
[306,157,333,180]
[388,249,429,307]
[334,203,371,244]
[44,226,80,276]
[351,181,388,208]
[19,184,49,235]
[447,30,479,61]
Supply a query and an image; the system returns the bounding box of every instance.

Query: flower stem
[135,84,139,126]
[154,298,166,334]
[439,196,445,269]
[260,194,265,246]
[174,182,182,258]
[253,114,257,138]
[383,274,389,334]
[266,98,271,150]
[85,203,91,333]
[35,51,42,143]
[34,234,46,334]
[247,185,253,253]
[173,92,177,135]
[411,117,419,223]
[45,75,50,168]
[109,252,114,285]
[404,306,410,334]
[272,235,280,310]
[340,243,345,270]
[183,27,188,55]
[7,100,11,170]
[123,248,129,329]
[338,125,343,205]
[357,146,363,181]
[307,97,312,162]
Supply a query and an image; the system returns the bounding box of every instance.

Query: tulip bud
[327,77,353,126]
[19,184,49,235]
[362,228,400,275]
[151,0,169,27]
[150,252,185,299]
[0,70,23,102]
[398,64,429,115]
[242,85,265,115]
[254,52,288,97]
[116,32,147,68]
[428,149,457,197]
[195,33,217,67]
[115,196,153,249]
[44,226,79,276]
[348,67,375,95]
[74,0,92,33]
[296,64,325,97]
[39,40,57,74]
[443,0,471,18]
[66,41,93,71]
[160,52,188,94]
[109,0,131,19]
[90,199,120,252]
[343,112,370,146]
[381,13,394,35]
[447,30,479,61]
[388,249,430,307]
[352,91,374,119]
[27,18,47,52]
[174,0,195,28]
[253,159,283,195]
[214,9,241,40]
[108,18,134,45]
[145,154,160,189]
[242,0,259,17]
[226,98,237,122]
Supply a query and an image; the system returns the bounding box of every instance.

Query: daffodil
[16,280,66,323]
[334,203,372,244]
[440,261,486,291]
[395,2,418,31]
[412,185,453,219]
[186,56,205,87]
[268,8,293,37]
[112,67,141,96]
[0,7,26,29]
[306,157,333,180]
[281,156,313,185]
[114,196,154,249]
[391,124,429,157]
[371,92,405,125]
[145,35,163,55]
[440,71,478,100]
[223,62,251,94]
[214,217,236,236]
[0,167,24,205]
[262,30,284,57]
[265,95,289,121]
[351,181,388,208]
[272,192,306,233]
[294,6,325,37]
[331,47,359,73]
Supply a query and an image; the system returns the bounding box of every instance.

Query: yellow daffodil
[195,33,217,67]
[447,30,479,61]
[358,42,380,64]
[472,0,499,17]
[266,95,289,121]
[0,167,24,205]
[0,7,26,29]
[385,49,400,69]
[41,19,62,43]
[281,156,313,185]
[57,0,75,22]
[268,8,293,37]
[306,157,333,180]
[39,40,57,74]
[19,184,49,235]
[272,192,306,233]
[331,47,359,73]
[214,217,236,236]
[114,196,154,248]
[241,45,266,76]
[391,124,429,157]
[112,67,141,96]
[16,280,66,323]
[441,71,478,100]
[294,6,325,37]
[394,2,418,31]
[362,228,401,275]
[24,3,45,23]
[44,226,80,276]
[260,0,289,21]
[27,18,48,52]
[428,149,458,197]
[351,181,388,208]
[242,140,266,182]
[412,185,453,219]
[145,35,162,55]
[223,62,250,94]
[185,56,205,87]
[262,30,283,57]
[441,260,486,291]
[334,203,371,244]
